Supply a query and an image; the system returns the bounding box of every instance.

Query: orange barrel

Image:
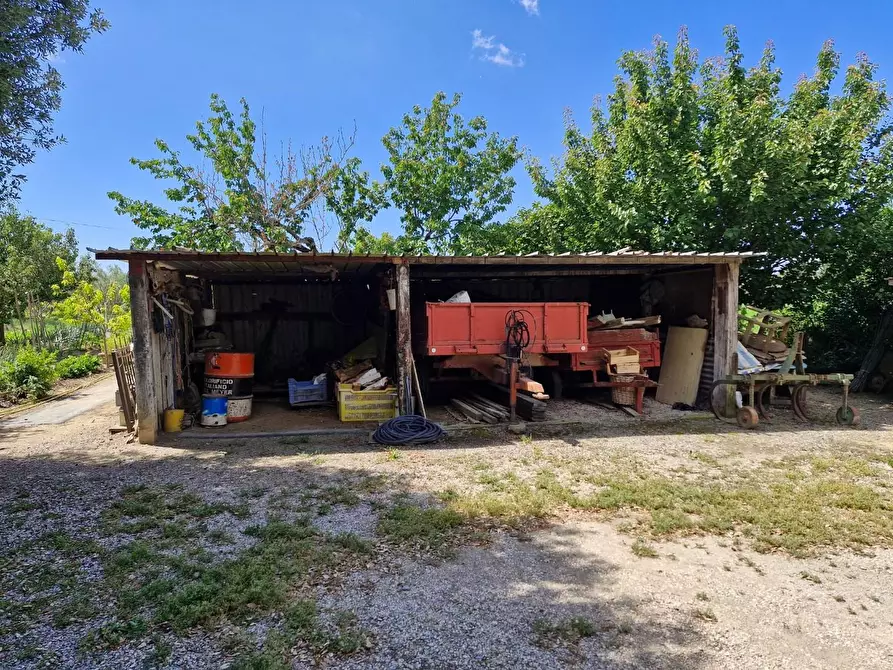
[226,395,253,423]
[204,352,254,396]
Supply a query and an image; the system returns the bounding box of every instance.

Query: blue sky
[16,0,893,255]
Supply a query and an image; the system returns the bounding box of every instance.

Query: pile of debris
[334,361,389,391]
[738,306,802,371]
[589,311,661,330]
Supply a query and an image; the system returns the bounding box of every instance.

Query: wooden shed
[93,248,762,444]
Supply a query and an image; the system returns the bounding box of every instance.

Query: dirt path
[0,376,117,428]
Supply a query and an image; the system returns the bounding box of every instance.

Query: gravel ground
[0,389,891,669]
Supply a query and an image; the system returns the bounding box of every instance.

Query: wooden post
[713,262,740,415]
[129,261,158,444]
[395,262,413,415]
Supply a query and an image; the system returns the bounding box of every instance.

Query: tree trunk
[0,322,5,345]
[852,306,893,392]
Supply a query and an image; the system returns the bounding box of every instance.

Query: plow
[709,332,859,428]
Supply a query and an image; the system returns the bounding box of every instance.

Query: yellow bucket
[163,408,185,432]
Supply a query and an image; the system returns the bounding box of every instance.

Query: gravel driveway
[1,390,891,669]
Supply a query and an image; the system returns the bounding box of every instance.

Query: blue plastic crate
[288,377,328,406]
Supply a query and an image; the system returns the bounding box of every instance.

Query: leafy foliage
[53,263,131,351]
[0,1,109,201]
[333,91,522,254]
[0,347,58,400]
[0,210,87,346]
[56,353,101,379]
[495,27,893,369]
[109,95,355,252]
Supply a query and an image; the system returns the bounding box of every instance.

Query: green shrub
[57,354,102,379]
[0,348,59,401]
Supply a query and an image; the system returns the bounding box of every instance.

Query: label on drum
[204,376,253,396]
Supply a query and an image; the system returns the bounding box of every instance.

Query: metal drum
[204,352,254,396]
[226,395,253,423]
[200,395,227,427]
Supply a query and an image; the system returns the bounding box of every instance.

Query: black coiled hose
[372,415,445,446]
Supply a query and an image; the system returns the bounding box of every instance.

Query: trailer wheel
[836,406,860,426]
[736,406,759,429]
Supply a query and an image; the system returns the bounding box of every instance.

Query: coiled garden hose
[372,415,445,446]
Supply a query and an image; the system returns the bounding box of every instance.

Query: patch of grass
[833,595,846,602]
[443,451,893,556]
[520,434,533,445]
[304,485,361,509]
[78,617,148,652]
[689,451,720,467]
[238,486,268,499]
[384,448,402,461]
[8,499,39,513]
[631,538,659,558]
[102,517,372,635]
[693,607,717,622]
[377,504,464,548]
[533,616,596,648]
[232,600,371,667]
[800,571,822,584]
[737,555,765,575]
[695,592,709,601]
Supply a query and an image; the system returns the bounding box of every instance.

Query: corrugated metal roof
[91,247,765,276]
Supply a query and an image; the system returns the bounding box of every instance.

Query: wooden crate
[605,347,641,374]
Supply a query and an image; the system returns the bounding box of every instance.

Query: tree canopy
[0,1,108,202]
[109,95,354,252]
[332,91,522,254]
[492,27,893,367]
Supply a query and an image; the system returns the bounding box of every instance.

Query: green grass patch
[436,455,893,556]
[533,616,596,648]
[630,538,659,558]
[377,504,464,548]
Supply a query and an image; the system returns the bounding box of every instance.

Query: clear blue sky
[15,0,893,255]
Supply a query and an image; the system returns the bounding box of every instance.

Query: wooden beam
[396,262,413,415]
[713,263,740,415]
[128,261,158,444]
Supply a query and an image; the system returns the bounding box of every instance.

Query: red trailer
[425,302,589,356]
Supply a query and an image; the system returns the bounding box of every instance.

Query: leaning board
[656,327,708,406]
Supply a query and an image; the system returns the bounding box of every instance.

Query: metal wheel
[709,380,739,423]
[836,406,861,426]
[736,406,759,429]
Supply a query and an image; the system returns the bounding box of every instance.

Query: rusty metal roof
[91,247,764,278]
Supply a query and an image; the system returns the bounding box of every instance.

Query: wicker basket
[610,373,640,406]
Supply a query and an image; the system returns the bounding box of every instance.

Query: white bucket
[386,289,396,311]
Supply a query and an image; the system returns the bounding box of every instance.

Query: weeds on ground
[800,571,822,584]
[693,608,717,622]
[630,538,659,558]
[377,503,464,549]
[436,453,893,556]
[231,600,371,667]
[533,616,596,649]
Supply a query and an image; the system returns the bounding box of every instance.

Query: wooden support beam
[128,261,157,444]
[396,262,413,415]
[713,262,740,415]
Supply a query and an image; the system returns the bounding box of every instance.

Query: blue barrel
[201,395,227,427]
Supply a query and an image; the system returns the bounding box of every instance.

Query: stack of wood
[334,361,390,391]
[482,385,547,422]
[450,394,512,424]
[589,312,661,331]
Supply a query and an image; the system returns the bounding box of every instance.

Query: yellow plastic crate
[337,383,398,422]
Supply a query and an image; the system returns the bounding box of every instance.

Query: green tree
[0,1,108,201]
[53,263,130,355]
[501,27,893,367]
[337,92,522,254]
[0,210,82,345]
[109,95,355,252]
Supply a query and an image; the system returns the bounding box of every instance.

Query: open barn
[92,248,761,444]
